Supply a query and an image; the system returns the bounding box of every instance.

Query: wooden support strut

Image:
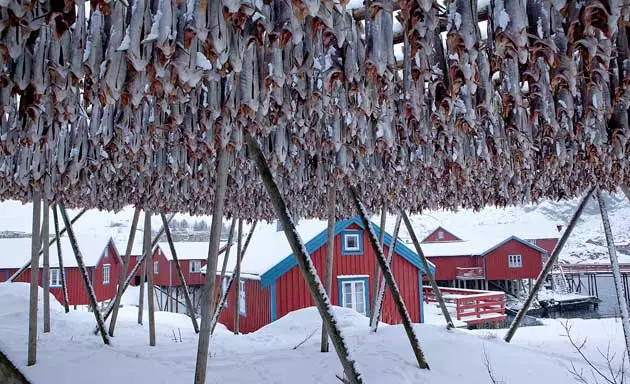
[505,187,595,343]
[401,210,454,330]
[234,218,243,335]
[321,184,336,353]
[52,204,70,313]
[161,213,200,333]
[145,212,156,346]
[108,208,140,337]
[371,214,402,331]
[371,202,387,323]
[138,243,146,325]
[27,191,41,366]
[9,208,88,282]
[194,146,230,384]
[351,189,430,370]
[217,219,237,295]
[246,132,364,384]
[597,189,630,362]
[42,202,50,333]
[58,203,110,345]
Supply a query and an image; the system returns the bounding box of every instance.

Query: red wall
[485,239,543,280]
[531,238,558,254]
[218,277,270,334]
[422,227,462,243]
[426,255,483,280]
[274,224,422,326]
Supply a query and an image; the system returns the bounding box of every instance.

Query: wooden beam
[51,204,70,313]
[138,248,146,325]
[10,208,88,282]
[217,219,237,304]
[504,187,594,342]
[622,185,630,201]
[371,202,387,323]
[401,210,454,330]
[108,208,141,336]
[145,212,156,346]
[58,203,109,345]
[234,219,243,335]
[27,191,42,366]
[321,184,336,353]
[246,132,364,383]
[597,189,630,360]
[161,213,200,333]
[194,146,230,384]
[42,202,50,333]
[371,214,402,331]
[351,188,429,370]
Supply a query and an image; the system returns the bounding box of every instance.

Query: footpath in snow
[0,282,627,384]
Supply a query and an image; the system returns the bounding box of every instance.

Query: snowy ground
[1,283,627,384]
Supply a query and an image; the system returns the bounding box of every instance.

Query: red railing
[456,267,485,279]
[423,286,505,323]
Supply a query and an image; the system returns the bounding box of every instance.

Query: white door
[341,280,366,315]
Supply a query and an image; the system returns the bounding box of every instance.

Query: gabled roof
[420,226,463,243]
[420,234,549,258]
[480,236,549,256]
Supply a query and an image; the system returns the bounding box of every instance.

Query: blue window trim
[341,230,363,255]
[270,282,277,321]
[418,271,424,323]
[239,279,247,317]
[260,216,436,288]
[337,276,370,317]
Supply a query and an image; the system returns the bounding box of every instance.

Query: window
[239,279,246,316]
[154,261,159,274]
[342,231,363,255]
[50,268,61,287]
[190,260,202,273]
[508,254,522,268]
[340,279,367,315]
[438,230,444,240]
[103,264,110,285]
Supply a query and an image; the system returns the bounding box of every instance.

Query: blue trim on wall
[337,276,370,317]
[341,230,364,255]
[418,271,424,324]
[260,216,436,288]
[270,282,277,321]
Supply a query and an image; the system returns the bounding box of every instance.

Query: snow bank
[0,282,64,316]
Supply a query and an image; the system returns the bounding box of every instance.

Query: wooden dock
[423,287,506,327]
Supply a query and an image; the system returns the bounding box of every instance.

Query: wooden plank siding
[484,239,543,280]
[421,227,462,243]
[217,277,270,334]
[529,238,558,254]
[426,255,484,281]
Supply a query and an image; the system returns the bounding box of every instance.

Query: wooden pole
[51,205,69,313]
[108,208,141,336]
[217,219,236,303]
[58,203,109,345]
[138,251,146,325]
[597,189,630,360]
[27,191,42,366]
[401,210,454,330]
[505,187,594,342]
[10,208,88,282]
[144,212,156,346]
[321,184,335,353]
[621,185,630,200]
[42,202,50,333]
[210,221,258,335]
[233,219,243,334]
[246,132,364,383]
[161,213,200,333]
[371,202,387,318]
[194,146,230,384]
[351,189,430,370]
[371,214,402,331]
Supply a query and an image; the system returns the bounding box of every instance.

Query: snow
[157,241,227,261]
[1,282,623,384]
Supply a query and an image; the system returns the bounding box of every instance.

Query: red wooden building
[418,226,559,291]
[198,216,435,333]
[0,236,123,306]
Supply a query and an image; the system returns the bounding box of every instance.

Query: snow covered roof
[418,234,549,258]
[157,241,228,261]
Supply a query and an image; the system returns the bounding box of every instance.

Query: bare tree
[560,320,627,384]
[482,345,505,384]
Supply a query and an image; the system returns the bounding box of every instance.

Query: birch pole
[27,191,41,366]
[505,187,594,342]
[246,133,364,383]
[597,189,630,360]
[321,184,335,353]
[51,205,69,313]
[10,208,88,282]
[194,146,230,384]
[352,189,430,369]
[210,221,257,335]
[401,210,454,329]
[218,219,237,292]
[58,203,109,345]
[108,208,141,336]
[42,202,50,333]
[161,213,199,333]
[138,250,146,325]
[371,214,402,331]
[145,212,156,346]
[233,219,243,334]
[371,203,387,316]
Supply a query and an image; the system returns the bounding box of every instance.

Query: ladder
[551,264,571,294]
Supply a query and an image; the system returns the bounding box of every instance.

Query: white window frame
[340,280,367,316]
[190,260,202,273]
[103,264,111,285]
[153,261,159,275]
[508,254,523,268]
[222,277,229,307]
[239,279,246,316]
[344,233,360,252]
[438,230,444,240]
[50,268,61,287]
